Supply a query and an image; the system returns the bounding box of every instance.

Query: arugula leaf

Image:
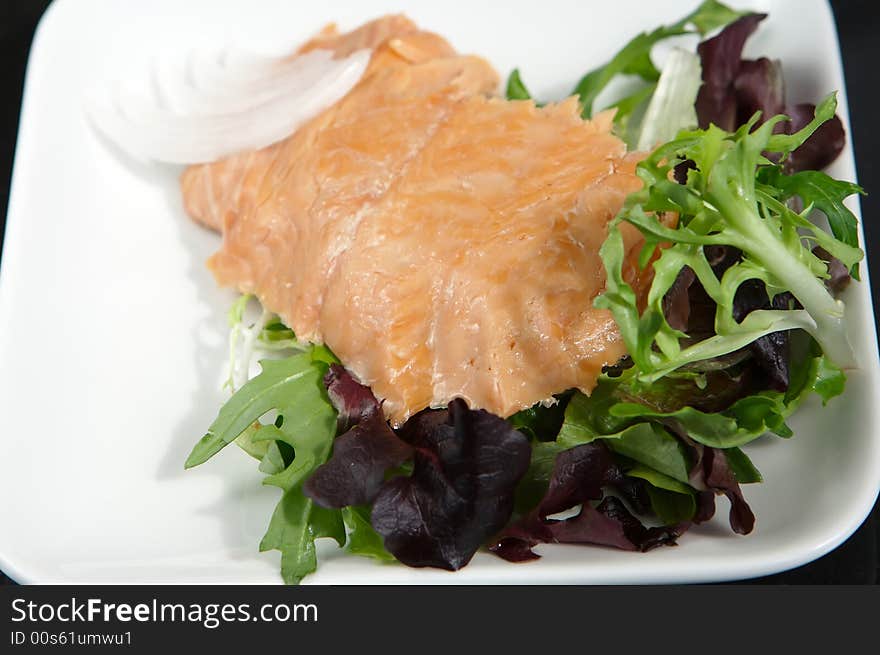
[251,355,341,584]
[572,0,747,118]
[258,438,291,475]
[260,485,345,585]
[596,94,864,382]
[505,69,533,100]
[187,346,344,584]
[605,83,657,145]
[186,352,329,468]
[233,421,267,460]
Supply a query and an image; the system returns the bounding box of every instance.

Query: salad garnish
[186,1,865,584]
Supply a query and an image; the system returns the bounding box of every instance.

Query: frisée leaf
[596,94,864,383]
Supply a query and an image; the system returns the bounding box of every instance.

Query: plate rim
[1,0,878,585]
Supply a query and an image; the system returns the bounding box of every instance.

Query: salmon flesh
[181,15,648,425]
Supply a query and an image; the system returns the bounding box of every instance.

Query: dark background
[0,1,877,585]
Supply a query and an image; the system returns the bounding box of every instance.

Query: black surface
[0,1,877,586]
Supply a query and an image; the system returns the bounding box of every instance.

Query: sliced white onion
[86,47,371,165]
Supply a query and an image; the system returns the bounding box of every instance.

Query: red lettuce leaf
[662,245,791,394]
[785,103,846,173]
[695,13,767,131]
[695,14,844,174]
[304,412,412,508]
[814,246,851,295]
[733,280,793,392]
[489,443,683,563]
[370,399,531,570]
[662,265,696,332]
[683,437,755,535]
[304,365,413,508]
[733,57,786,128]
[536,440,623,515]
[323,363,380,432]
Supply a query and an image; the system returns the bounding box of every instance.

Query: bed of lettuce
[185,1,864,583]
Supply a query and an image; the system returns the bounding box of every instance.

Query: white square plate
[1,0,878,584]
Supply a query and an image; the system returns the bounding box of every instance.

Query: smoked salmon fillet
[181,15,648,425]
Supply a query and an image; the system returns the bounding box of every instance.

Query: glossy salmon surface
[181,16,648,425]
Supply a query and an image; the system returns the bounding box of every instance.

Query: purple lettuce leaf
[733,281,793,392]
[323,363,380,432]
[662,245,791,394]
[785,103,846,173]
[733,57,786,129]
[662,266,696,333]
[713,246,792,392]
[695,13,767,131]
[593,496,685,550]
[303,364,413,508]
[370,399,531,570]
[497,498,678,561]
[814,246,851,295]
[303,412,413,508]
[489,442,683,563]
[694,14,845,174]
[536,440,623,515]
[683,437,755,535]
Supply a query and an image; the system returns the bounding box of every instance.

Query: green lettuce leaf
[626,464,692,494]
[596,94,864,382]
[559,416,691,482]
[572,0,747,118]
[759,167,865,278]
[557,384,691,482]
[625,464,697,526]
[560,349,843,451]
[507,397,569,441]
[342,506,395,562]
[724,447,763,484]
[644,484,696,525]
